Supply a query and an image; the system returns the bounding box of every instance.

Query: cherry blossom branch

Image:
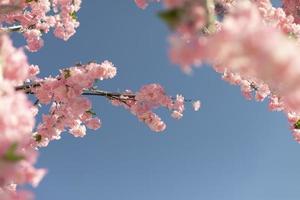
[0,25,24,33]
[15,82,193,103]
[203,0,216,33]
[12,60,200,145]
[0,0,82,51]
[15,82,137,100]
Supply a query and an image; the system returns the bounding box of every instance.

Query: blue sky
[13,1,300,199]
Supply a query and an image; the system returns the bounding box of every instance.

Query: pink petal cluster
[0,82,46,194]
[282,0,300,24]
[169,35,205,74]
[165,0,300,71]
[204,2,300,113]
[137,0,300,142]
[286,112,300,142]
[0,35,29,84]
[0,35,45,199]
[52,0,81,41]
[0,1,202,199]
[253,0,300,41]
[202,2,300,142]
[192,100,201,111]
[32,61,115,147]
[111,84,187,132]
[1,0,81,51]
[0,185,34,200]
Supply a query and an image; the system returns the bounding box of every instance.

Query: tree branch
[0,25,23,33]
[15,82,193,103]
[15,82,137,101]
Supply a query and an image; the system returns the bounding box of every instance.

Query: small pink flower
[70,124,86,137]
[28,65,40,79]
[24,30,44,52]
[293,129,300,143]
[192,100,201,111]
[86,118,101,130]
[135,0,149,9]
[171,110,183,119]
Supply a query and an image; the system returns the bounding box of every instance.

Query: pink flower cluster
[1,0,81,51]
[204,2,300,107]
[0,1,201,199]
[0,35,45,199]
[0,184,33,200]
[253,0,300,41]
[201,2,300,139]
[31,60,198,142]
[1,30,198,198]
[1,36,197,199]
[32,61,116,147]
[282,0,300,24]
[0,34,29,84]
[52,0,81,41]
[111,83,187,132]
[136,0,300,142]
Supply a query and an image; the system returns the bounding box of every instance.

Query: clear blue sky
[13,1,300,199]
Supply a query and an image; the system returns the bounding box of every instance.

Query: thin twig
[15,82,137,100]
[0,25,23,33]
[15,82,194,103]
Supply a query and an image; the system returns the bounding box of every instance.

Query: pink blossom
[0,187,34,200]
[135,83,168,106]
[268,95,284,111]
[32,61,118,147]
[169,35,205,73]
[171,110,183,119]
[99,60,117,80]
[255,83,270,102]
[28,65,40,79]
[171,94,184,116]
[86,118,101,130]
[70,124,86,137]
[24,30,44,52]
[1,0,82,50]
[192,100,201,111]
[139,112,166,132]
[135,0,149,9]
[0,35,29,84]
[111,84,187,132]
[0,80,45,198]
[293,129,300,143]
[282,0,300,24]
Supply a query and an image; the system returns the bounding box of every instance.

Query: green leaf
[86,109,96,116]
[157,8,184,30]
[70,11,78,20]
[3,143,24,163]
[26,0,38,3]
[34,134,42,142]
[63,69,71,79]
[294,120,300,129]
